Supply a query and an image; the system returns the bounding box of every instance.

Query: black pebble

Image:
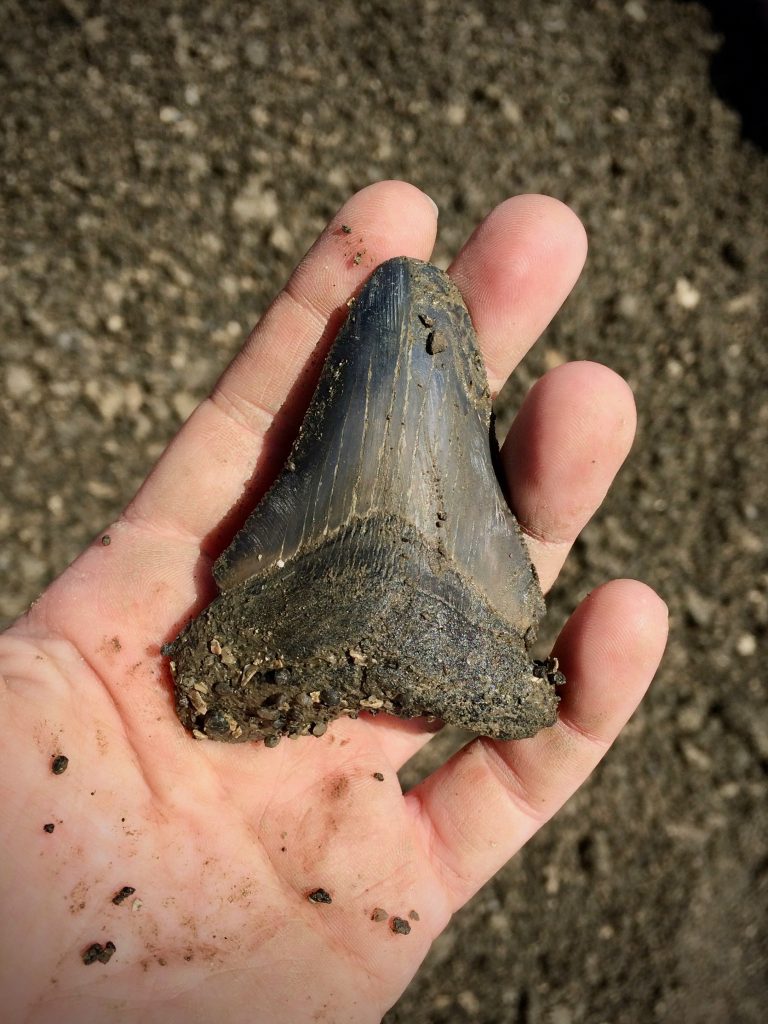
[307,888,332,904]
[203,710,231,736]
[82,941,117,965]
[112,886,136,905]
[51,755,69,775]
[43,823,55,833]
[391,917,411,935]
[98,941,117,964]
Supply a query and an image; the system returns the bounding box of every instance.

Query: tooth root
[168,257,559,744]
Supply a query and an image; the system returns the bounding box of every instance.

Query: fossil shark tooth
[165,256,562,744]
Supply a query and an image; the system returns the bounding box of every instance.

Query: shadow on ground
[692,0,768,151]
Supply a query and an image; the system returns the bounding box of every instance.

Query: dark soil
[1,1,766,1022]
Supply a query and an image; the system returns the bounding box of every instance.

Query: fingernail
[425,193,439,219]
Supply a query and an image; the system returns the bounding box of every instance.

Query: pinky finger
[404,580,668,912]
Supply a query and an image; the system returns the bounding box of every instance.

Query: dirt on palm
[1,1,766,1022]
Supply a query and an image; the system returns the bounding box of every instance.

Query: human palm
[0,182,667,1024]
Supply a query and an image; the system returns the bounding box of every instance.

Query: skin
[0,181,668,1024]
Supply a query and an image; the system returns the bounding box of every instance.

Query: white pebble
[625,1,647,22]
[736,633,756,657]
[6,364,35,398]
[675,277,700,310]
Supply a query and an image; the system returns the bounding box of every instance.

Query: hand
[0,181,667,1024]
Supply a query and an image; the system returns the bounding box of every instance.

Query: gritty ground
[1,1,766,1022]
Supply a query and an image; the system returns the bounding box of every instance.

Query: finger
[448,194,588,395]
[126,180,439,546]
[502,360,637,592]
[404,580,668,911]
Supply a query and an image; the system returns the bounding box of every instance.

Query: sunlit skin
[0,182,667,1024]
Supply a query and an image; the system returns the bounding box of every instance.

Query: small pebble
[112,886,136,905]
[736,633,757,657]
[43,823,55,833]
[307,888,333,904]
[371,907,388,922]
[270,223,293,254]
[6,363,35,398]
[457,990,481,1015]
[674,277,701,310]
[101,535,111,546]
[82,944,102,966]
[625,1,647,23]
[98,941,116,964]
[426,330,447,355]
[51,755,69,775]
[409,909,420,921]
[391,916,411,935]
[373,772,385,781]
[341,224,352,234]
[82,941,116,965]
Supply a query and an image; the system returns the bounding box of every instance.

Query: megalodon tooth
[164,256,563,745]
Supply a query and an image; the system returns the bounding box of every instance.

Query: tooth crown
[167,257,558,744]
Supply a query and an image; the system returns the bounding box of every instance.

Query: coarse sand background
[1,1,766,1021]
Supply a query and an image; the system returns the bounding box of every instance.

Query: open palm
[0,182,667,1024]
